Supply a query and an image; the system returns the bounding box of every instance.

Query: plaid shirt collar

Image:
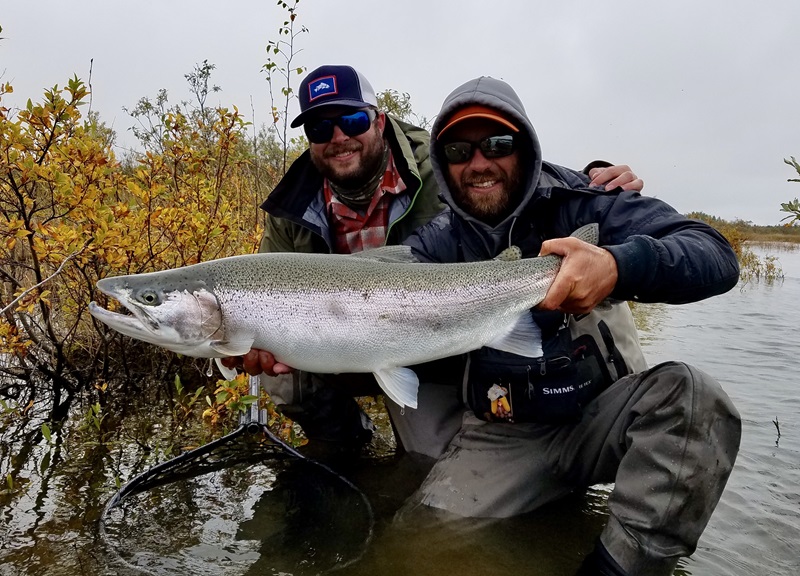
[323,150,407,254]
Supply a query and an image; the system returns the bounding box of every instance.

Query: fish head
[89,271,224,357]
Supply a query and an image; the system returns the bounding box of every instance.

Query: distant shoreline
[745,239,800,250]
[746,234,800,246]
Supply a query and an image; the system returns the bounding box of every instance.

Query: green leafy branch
[262,0,307,176]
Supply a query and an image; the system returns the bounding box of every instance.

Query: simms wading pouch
[467,334,613,425]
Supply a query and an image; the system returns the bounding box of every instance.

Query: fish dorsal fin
[494,246,522,261]
[373,367,420,409]
[349,245,419,263]
[486,313,543,358]
[209,338,256,357]
[571,223,599,245]
[215,358,239,381]
[493,224,596,262]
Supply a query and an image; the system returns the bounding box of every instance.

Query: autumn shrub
[685,211,784,282]
[0,78,267,419]
[1,78,120,416]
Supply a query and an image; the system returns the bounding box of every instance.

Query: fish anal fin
[374,367,419,409]
[487,314,543,358]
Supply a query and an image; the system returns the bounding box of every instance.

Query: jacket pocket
[466,349,581,425]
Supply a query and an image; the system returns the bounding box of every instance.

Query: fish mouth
[88,300,208,358]
[88,301,158,341]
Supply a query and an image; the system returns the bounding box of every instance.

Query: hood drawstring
[507,216,519,251]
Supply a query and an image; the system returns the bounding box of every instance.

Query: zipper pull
[526,365,535,399]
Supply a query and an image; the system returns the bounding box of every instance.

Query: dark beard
[449,163,524,226]
[311,129,386,189]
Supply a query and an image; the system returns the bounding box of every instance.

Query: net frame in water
[98,375,375,575]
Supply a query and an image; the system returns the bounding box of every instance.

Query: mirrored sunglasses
[442,135,516,164]
[304,109,377,144]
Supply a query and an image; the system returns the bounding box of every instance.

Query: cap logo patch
[308,75,338,101]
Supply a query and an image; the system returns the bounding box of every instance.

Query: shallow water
[631,245,800,576]
[2,245,799,575]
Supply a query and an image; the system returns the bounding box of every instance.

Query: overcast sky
[3,0,799,225]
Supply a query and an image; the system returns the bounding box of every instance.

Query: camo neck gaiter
[329,143,390,210]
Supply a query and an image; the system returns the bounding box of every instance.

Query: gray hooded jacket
[403,77,738,419]
[405,76,739,304]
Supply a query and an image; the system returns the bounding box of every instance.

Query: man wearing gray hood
[400,77,742,576]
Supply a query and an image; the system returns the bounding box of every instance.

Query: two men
[230,65,741,575]
[228,65,640,452]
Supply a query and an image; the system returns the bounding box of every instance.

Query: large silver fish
[89,225,598,408]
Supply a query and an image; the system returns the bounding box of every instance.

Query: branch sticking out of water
[773,417,782,447]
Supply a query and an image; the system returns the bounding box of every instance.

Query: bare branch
[0,240,92,316]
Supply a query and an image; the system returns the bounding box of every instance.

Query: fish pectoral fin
[374,367,419,409]
[215,358,239,381]
[487,314,544,358]
[209,338,256,357]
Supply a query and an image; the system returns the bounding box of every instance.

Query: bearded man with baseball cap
[222,65,645,457]
[397,76,741,576]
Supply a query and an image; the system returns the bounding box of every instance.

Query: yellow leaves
[201,373,263,430]
[9,289,38,315]
[0,321,33,357]
[201,406,218,425]
[2,78,269,390]
[1,220,31,252]
[38,290,51,307]
[30,235,48,259]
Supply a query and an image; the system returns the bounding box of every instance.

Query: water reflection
[100,459,375,576]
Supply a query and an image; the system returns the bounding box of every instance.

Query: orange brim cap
[438,105,520,138]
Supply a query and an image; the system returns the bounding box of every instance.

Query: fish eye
[138,289,161,306]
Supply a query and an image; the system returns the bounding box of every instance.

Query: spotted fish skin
[89,225,599,408]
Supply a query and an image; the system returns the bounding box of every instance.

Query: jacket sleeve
[259,213,298,253]
[579,191,740,304]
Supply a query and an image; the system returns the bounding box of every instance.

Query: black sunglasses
[441,135,516,164]
[304,109,377,144]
